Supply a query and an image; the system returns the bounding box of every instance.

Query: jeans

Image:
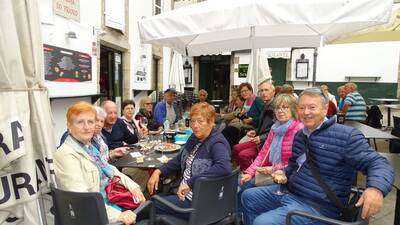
[242,185,327,225]
[237,178,256,214]
[154,195,192,220]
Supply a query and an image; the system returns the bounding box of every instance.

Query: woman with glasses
[135,96,163,134]
[147,103,232,219]
[54,101,145,225]
[237,94,303,213]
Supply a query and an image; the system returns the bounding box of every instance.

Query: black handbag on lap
[304,138,362,222]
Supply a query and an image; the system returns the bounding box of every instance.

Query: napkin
[130,152,143,158]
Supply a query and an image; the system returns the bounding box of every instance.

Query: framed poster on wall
[238,64,248,78]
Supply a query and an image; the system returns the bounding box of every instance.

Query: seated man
[154,89,179,125]
[242,87,394,225]
[102,100,138,150]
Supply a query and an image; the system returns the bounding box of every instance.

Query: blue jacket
[101,118,138,150]
[154,101,179,124]
[159,129,232,187]
[286,118,394,218]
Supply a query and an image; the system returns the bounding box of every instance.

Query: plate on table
[154,142,181,153]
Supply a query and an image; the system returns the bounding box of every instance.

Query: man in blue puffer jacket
[242,87,394,225]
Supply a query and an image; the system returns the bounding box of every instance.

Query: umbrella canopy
[0,0,56,224]
[246,49,272,93]
[332,5,400,44]
[168,51,185,93]
[139,0,392,56]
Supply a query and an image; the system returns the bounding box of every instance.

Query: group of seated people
[54,80,393,225]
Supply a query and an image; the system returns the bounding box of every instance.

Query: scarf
[243,94,256,112]
[268,119,293,165]
[121,116,139,135]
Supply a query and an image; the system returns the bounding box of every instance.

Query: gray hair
[298,87,329,105]
[95,106,107,118]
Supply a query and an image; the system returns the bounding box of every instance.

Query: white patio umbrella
[139,0,392,56]
[0,0,56,224]
[246,49,272,93]
[168,51,185,93]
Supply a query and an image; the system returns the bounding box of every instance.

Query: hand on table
[110,147,128,159]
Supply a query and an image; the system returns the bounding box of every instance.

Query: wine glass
[140,117,149,141]
[272,162,286,195]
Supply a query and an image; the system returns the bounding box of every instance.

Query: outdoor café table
[113,143,181,169]
[369,98,400,127]
[383,104,400,127]
[344,121,399,151]
[380,153,400,225]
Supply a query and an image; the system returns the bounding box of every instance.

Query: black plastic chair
[390,116,400,153]
[286,188,368,225]
[51,186,154,225]
[152,169,240,225]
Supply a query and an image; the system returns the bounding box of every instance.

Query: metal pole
[312,47,318,87]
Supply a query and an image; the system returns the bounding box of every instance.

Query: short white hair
[95,106,107,118]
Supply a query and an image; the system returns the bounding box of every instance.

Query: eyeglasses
[240,89,250,94]
[144,103,152,105]
[274,106,290,113]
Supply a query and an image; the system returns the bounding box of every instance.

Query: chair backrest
[188,169,239,225]
[393,115,400,132]
[366,105,382,128]
[51,187,110,225]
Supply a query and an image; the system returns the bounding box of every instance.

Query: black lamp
[183,59,192,84]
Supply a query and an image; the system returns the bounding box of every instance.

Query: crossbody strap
[304,137,345,211]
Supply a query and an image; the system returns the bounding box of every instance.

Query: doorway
[100,46,123,104]
[199,55,231,103]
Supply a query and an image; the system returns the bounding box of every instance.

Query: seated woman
[135,96,163,135]
[147,102,232,219]
[121,100,148,139]
[93,106,127,162]
[222,83,264,147]
[54,101,145,225]
[237,94,303,212]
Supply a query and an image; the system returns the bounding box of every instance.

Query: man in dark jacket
[242,87,394,225]
[101,100,138,149]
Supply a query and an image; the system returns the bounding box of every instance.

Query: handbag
[254,142,275,187]
[254,172,274,186]
[304,138,362,222]
[105,176,140,209]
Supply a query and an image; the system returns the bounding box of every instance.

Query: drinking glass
[272,162,286,195]
[140,117,149,141]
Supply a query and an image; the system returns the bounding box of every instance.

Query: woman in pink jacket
[237,94,303,213]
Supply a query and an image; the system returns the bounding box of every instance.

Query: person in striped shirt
[341,82,366,122]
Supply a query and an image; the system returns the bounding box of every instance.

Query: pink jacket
[245,120,303,177]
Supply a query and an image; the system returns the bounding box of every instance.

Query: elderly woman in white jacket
[54,101,145,225]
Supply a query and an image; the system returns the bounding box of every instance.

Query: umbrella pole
[312,47,318,87]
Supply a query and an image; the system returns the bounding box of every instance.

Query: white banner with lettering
[0,0,56,224]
